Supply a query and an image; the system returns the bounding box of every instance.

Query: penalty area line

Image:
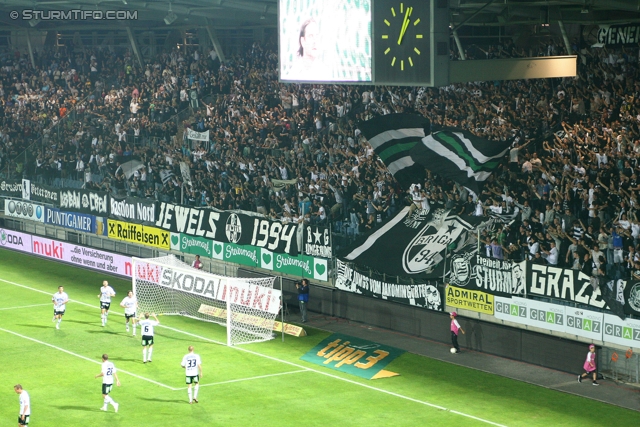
[0,278,508,426]
[174,369,309,391]
[0,326,178,391]
[0,303,52,311]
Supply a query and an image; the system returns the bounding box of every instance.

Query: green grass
[0,248,637,427]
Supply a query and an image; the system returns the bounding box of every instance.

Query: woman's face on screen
[301,21,319,60]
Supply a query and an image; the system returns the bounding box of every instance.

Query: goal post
[132,255,280,346]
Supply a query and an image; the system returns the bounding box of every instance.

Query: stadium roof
[450,0,640,27]
[0,0,637,31]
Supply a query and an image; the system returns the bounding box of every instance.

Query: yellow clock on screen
[380,2,424,71]
[374,0,431,85]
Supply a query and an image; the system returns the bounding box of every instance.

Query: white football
[450,348,457,354]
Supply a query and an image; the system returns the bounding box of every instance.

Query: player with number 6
[139,312,160,363]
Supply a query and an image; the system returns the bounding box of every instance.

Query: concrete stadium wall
[239,268,590,374]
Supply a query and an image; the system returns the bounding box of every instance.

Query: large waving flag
[359,114,512,192]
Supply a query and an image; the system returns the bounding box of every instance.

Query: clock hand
[397,7,413,45]
[397,8,409,45]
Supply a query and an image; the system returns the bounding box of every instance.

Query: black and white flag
[159,169,174,185]
[359,113,511,192]
[340,207,486,279]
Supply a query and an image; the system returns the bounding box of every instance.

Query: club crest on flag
[402,211,474,275]
[627,283,640,312]
[449,253,474,287]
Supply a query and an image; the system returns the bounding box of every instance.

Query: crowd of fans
[2,38,640,282]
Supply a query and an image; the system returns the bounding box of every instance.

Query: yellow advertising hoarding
[446,285,494,315]
[107,219,170,250]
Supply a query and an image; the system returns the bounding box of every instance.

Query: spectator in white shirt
[542,241,559,265]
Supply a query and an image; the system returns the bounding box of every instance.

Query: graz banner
[21,179,59,205]
[340,207,486,278]
[495,296,604,341]
[597,24,640,46]
[108,219,170,250]
[335,259,443,311]
[445,285,494,315]
[602,314,640,348]
[0,179,23,198]
[527,264,608,310]
[303,224,332,258]
[59,188,109,216]
[448,254,526,297]
[5,200,45,223]
[155,202,299,255]
[109,196,157,225]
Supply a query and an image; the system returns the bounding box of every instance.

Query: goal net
[132,255,280,346]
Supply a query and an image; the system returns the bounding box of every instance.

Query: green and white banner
[495,296,565,333]
[170,233,327,281]
[260,248,328,281]
[495,296,604,341]
[170,232,213,258]
[603,314,640,348]
[565,307,604,341]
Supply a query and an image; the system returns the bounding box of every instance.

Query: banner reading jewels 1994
[335,260,443,311]
[155,202,299,255]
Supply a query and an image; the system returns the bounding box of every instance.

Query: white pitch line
[174,369,309,391]
[0,303,51,311]
[0,278,508,427]
[0,326,178,391]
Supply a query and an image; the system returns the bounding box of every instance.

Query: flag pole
[442,245,448,285]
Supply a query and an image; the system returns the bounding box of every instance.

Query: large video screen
[279,0,372,82]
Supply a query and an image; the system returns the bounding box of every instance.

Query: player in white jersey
[119,290,139,336]
[51,285,69,330]
[180,346,203,404]
[139,312,160,363]
[14,384,30,426]
[98,280,116,327]
[95,354,120,412]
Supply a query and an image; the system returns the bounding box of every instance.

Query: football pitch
[0,249,638,427]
